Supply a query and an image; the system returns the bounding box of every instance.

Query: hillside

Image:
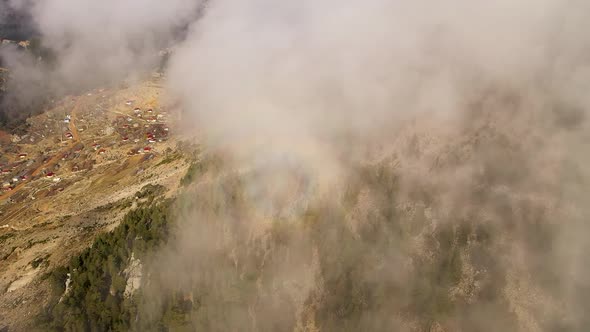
[1,86,586,331]
[1,1,589,331]
[0,78,194,330]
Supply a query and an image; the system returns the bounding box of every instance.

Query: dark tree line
[36,189,173,331]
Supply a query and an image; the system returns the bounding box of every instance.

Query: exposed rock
[123,253,142,298]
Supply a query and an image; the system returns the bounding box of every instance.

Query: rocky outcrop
[123,253,142,298]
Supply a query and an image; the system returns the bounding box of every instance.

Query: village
[0,80,176,206]
[0,78,193,326]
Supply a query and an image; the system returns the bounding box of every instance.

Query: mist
[0,0,202,125]
[157,0,590,331]
[3,0,590,331]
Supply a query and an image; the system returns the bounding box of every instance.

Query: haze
[1,0,590,331]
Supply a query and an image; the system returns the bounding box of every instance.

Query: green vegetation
[31,255,49,269]
[33,159,522,332]
[135,184,165,201]
[180,162,200,187]
[180,153,224,187]
[156,153,181,166]
[35,199,173,331]
[299,163,517,332]
[0,232,15,243]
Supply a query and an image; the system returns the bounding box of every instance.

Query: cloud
[2,0,202,93]
[159,0,590,330]
[3,0,590,330]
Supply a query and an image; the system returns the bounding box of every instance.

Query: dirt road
[0,97,84,203]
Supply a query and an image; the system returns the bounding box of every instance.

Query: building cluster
[0,89,174,201]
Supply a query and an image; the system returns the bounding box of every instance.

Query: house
[2,169,11,175]
[2,182,11,188]
[12,177,18,183]
[98,149,106,155]
[143,146,152,153]
[122,137,129,142]
[19,153,27,159]
[46,172,55,178]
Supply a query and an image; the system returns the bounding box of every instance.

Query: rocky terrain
[0,78,191,330]
[0,80,586,332]
[1,1,589,331]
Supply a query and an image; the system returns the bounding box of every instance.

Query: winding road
[0,97,83,203]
